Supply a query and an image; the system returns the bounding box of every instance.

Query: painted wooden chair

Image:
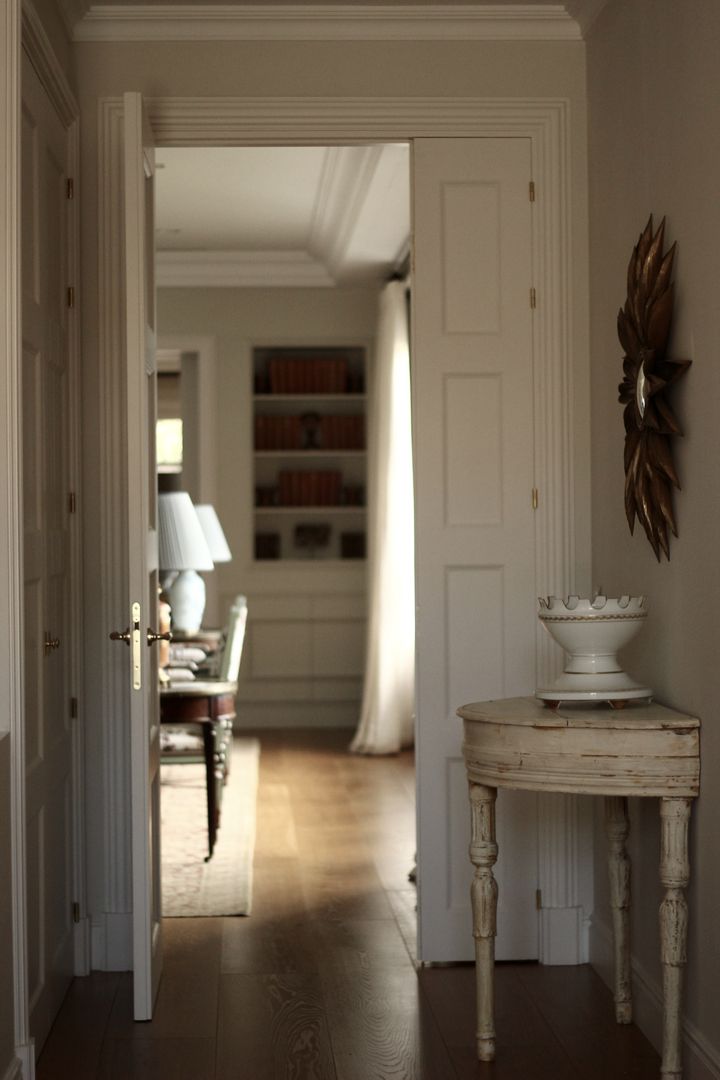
[160,596,248,858]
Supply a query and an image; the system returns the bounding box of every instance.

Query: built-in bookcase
[252,345,367,562]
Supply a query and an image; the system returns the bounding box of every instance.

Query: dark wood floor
[37,729,660,1079]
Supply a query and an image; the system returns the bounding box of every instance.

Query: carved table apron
[457,696,700,1080]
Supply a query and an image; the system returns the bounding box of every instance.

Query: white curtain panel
[352,280,416,755]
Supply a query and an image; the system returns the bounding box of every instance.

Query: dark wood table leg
[201,721,217,861]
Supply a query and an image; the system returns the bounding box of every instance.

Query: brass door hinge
[67,178,74,200]
[532,488,539,510]
[529,180,536,202]
[68,491,77,514]
[536,888,542,911]
[67,286,75,309]
[530,287,537,310]
[72,901,80,924]
[70,697,78,719]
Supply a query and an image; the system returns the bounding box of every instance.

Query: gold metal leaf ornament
[617,217,691,560]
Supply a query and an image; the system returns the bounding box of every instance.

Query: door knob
[146,628,172,646]
[44,632,60,654]
[110,628,131,645]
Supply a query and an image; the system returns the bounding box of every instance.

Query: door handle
[147,628,172,646]
[110,603,142,689]
[44,632,61,654]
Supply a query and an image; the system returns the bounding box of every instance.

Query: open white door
[118,92,163,1019]
[412,138,539,962]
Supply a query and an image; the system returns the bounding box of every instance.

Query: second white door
[413,137,539,962]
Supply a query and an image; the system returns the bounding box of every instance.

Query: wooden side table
[457,696,700,1080]
[160,679,237,859]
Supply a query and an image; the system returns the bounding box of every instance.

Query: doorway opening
[153,143,417,930]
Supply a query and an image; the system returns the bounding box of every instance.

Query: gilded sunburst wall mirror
[617,216,691,561]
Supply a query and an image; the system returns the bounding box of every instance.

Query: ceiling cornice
[74,4,582,42]
[563,0,609,34]
[310,145,385,278]
[156,249,337,288]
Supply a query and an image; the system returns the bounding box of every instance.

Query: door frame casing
[5,1,85,1075]
[157,334,219,620]
[91,94,591,969]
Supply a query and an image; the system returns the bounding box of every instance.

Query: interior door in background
[412,137,539,962]
[121,91,163,1019]
[22,53,75,1054]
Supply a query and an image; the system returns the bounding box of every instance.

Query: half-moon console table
[457,696,700,1080]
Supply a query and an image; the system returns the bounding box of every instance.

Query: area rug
[161,737,260,917]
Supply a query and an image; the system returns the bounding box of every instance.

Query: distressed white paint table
[457,695,700,1080]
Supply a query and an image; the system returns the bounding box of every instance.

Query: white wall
[587,2,720,1072]
[159,285,377,726]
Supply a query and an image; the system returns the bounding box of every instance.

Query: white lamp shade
[195,504,232,563]
[158,492,214,572]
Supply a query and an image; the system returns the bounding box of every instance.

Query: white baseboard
[2,1057,23,1080]
[9,1039,34,1080]
[74,915,91,975]
[539,905,590,965]
[91,912,132,971]
[235,703,358,729]
[590,916,720,1079]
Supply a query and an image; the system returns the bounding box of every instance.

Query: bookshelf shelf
[252,345,367,562]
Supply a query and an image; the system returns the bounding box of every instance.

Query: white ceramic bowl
[536,595,651,702]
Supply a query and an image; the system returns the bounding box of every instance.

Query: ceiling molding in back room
[155,250,336,288]
[73,3,584,43]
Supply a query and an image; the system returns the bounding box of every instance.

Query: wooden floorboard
[36,728,662,1080]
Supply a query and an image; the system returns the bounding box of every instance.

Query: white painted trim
[22,0,87,995]
[1,1056,24,1080]
[537,790,593,963]
[2,0,29,1072]
[591,917,720,1079]
[98,93,584,965]
[21,0,79,125]
[90,912,133,971]
[539,905,588,965]
[146,95,577,146]
[75,4,582,43]
[156,333,218,620]
[309,144,383,279]
[156,249,335,288]
[97,98,133,923]
[7,1043,32,1080]
[157,334,217,507]
[73,916,91,976]
[66,112,88,982]
[565,0,610,35]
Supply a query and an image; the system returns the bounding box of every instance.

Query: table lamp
[158,491,214,632]
[195,504,232,564]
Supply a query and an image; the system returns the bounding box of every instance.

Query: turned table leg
[468,781,498,1061]
[659,797,692,1080]
[605,796,632,1023]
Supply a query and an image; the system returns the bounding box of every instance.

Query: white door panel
[413,138,538,962]
[22,54,74,1054]
[122,92,163,1019]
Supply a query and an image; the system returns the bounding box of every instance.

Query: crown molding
[22,0,79,124]
[156,249,337,288]
[564,0,609,34]
[310,145,385,278]
[74,4,582,42]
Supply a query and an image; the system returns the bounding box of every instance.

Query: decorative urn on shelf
[536,594,652,705]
